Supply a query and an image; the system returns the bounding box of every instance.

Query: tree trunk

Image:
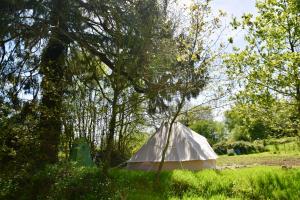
[155,98,185,182]
[118,103,125,152]
[104,88,119,171]
[296,82,300,137]
[39,0,69,165]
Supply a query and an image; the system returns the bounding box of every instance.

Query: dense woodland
[0,0,300,199]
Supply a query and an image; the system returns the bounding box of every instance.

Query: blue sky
[211,0,257,49]
[211,0,256,16]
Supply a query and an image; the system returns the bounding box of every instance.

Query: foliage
[0,0,174,167]
[190,120,227,145]
[0,102,39,172]
[0,0,225,171]
[0,163,113,200]
[265,136,299,145]
[225,105,281,141]
[225,0,300,136]
[213,141,266,155]
[179,106,214,126]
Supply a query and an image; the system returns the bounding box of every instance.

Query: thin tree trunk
[91,93,97,152]
[155,98,185,182]
[104,88,119,171]
[296,83,300,137]
[118,103,125,152]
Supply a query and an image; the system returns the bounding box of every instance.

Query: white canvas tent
[127,122,218,171]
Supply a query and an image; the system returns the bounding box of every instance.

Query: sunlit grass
[110,166,300,200]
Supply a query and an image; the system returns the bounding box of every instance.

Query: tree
[0,0,72,165]
[153,0,224,181]
[179,105,214,126]
[224,104,280,141]
[225,0,300,136]
[190,120,226,144]
[1,0,170,166]
[71,0,175,168]
[38,0,71,164]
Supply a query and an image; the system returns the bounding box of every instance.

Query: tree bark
[118,103,125,152]
[296,82,300,137]
[104,88,119,170]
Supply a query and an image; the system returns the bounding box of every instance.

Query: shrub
[213,141,227,155]
[0,162,114,200]
[213,141,266,155]
[227,149,235,156]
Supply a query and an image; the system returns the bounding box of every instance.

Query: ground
[218,153,300,167]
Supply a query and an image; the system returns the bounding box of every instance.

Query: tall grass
[1,164,300,200]
[109,167,300,200]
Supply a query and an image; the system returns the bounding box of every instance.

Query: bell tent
[127,122,217,171]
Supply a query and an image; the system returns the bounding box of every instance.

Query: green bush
[0,162,113,200]
[227,149,235,156]
[213,141,266,155]
[213,141,227,155]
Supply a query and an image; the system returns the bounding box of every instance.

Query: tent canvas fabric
[127,122,218,171]
[70,138,95,167]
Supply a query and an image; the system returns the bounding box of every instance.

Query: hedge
[213,141,266,155]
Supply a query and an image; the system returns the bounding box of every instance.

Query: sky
[210,0,257,49]
[176,0,258,121]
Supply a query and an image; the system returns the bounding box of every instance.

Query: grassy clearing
[218,138,300,167]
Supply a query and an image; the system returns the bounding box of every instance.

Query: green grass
[265,140,300,154]
[110,167,300,200]
[2,163,299,200]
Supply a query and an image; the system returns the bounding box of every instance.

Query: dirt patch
[259,157,300,166]
[217,154,300,168]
